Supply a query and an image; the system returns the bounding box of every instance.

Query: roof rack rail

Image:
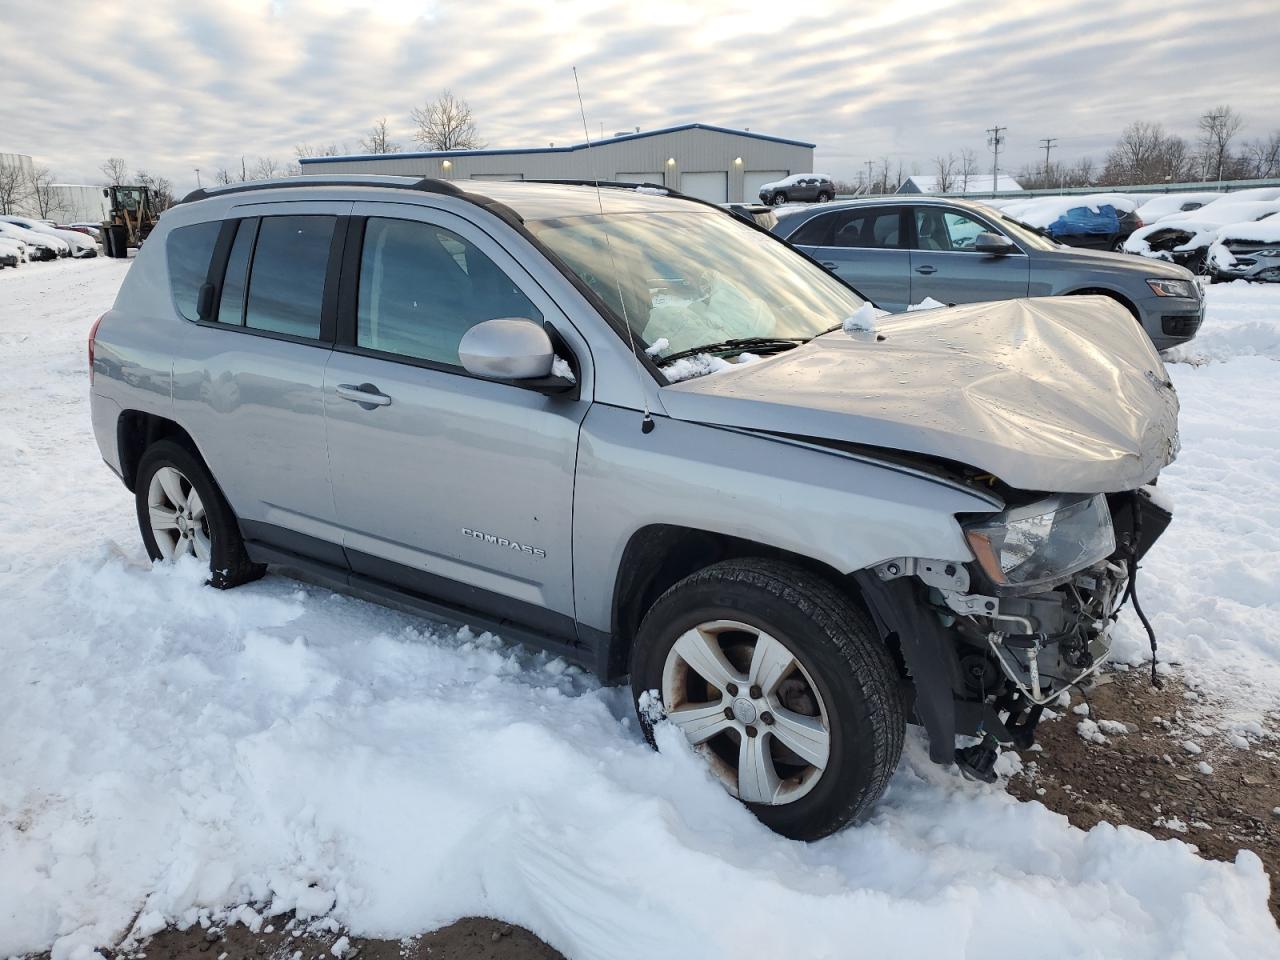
[175,176,523,225]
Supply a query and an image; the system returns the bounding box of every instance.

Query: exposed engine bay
[873,486,1173,782]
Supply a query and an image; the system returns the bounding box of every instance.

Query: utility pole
[986,124,1006,194]
[194,168,202,187]
[1039,137,1056,181]
[864,160,874,192]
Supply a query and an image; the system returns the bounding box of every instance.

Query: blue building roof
[299,122,816,165]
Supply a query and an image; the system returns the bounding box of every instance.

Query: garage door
[616,171,664,186]
[680,171,728,203]
[469,173,524,181]
[744,170,788,202]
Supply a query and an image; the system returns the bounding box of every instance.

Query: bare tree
[933,153,957,192]
[410,90,484,151]
[250,157,280,180]
[0,157,29,214]
[1197,105,1244,182]
[958,148,978,191]
[135,170,176,212]
[27,164,66,219]
[1101,121,1188,185]
[213,167,235,186]
[1242,131,1280,179]
[360,117,402,154]
[100,157,129,185]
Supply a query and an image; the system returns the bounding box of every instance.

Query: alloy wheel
[146,465,211,561]
[661,619,830,805]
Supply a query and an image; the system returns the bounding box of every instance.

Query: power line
[986,124,1006,192]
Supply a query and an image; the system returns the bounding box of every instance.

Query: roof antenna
[573,66,654,434]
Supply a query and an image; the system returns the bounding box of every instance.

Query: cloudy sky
[1,0,1277,193]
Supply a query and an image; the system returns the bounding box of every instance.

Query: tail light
[88,313,105,385]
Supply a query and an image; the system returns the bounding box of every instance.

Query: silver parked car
[90,177,1177,839]
[773,196,1204,349]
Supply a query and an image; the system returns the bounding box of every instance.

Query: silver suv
[89,176,1178,839]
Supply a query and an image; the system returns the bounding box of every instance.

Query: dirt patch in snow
[1007,669,1280,921]
[61,916,564,960]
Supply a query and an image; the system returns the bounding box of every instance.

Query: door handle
[336,383,392,407]
[915,265,937,275]
[820,261,838,270]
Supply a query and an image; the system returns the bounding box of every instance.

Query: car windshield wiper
[655,337,806,365]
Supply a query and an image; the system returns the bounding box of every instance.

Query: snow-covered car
[89,176,1180,839]
[1001,194,1142,251]
[1134,192,1224,225]
[0,220,64,260]
[64,222,104,241]
[0,237,22,267]
[1123,199,1280,272]
[1205,215,1280,283]
[0,214,98,258]
[758,173,836,205]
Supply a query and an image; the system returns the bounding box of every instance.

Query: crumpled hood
[660,296,1180,493]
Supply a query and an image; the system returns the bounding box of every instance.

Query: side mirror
[459,318,557,380]
[973,232,1015,256]
[102,188,109,198]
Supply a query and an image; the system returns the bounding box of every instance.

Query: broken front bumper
[854,488,1172,765]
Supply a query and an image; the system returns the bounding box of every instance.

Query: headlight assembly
[1146,278,1197,298]
[965,494,1116,593]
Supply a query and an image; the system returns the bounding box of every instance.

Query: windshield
[527,211,866,358]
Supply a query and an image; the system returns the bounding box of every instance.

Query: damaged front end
[858,486,1172,781]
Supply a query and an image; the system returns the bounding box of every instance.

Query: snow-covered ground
[2,260,1278,959]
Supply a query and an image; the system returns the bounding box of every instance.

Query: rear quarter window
[166,221,221,320]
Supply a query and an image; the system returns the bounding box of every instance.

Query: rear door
[908,205,1030,305]
[789,206,912,310]
[171,202,349,561]
[322,202,591,634]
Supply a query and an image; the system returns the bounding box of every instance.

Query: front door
[908,206,1030,305]
[790,207,912,310]
[322,203,591,634]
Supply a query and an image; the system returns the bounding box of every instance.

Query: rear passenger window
[831,209,902,249]
[216,219,257,325]
[166,221,221,320]
[244,216,335,338]
[357,218,541,367]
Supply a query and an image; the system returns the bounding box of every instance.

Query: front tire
[630,559,904,840]
[135,439,264,588]
[771,191,788,205]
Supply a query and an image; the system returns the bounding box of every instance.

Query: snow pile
[1135,193,1224,225]
[906,296,947,312]
[2,260,1280,958]
[842,301,879,334]
[662,351,763,383]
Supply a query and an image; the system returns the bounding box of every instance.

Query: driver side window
[357,217,542,367]
[913,208,992,252]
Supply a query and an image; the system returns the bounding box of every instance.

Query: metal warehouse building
[298,123,815,204]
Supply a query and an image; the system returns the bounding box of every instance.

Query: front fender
[572,405,999,634]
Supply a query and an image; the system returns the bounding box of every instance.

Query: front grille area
[1162,314,1203,337]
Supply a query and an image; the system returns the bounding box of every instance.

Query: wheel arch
[1062,285,1141,321]
[602,523,895,683]
[116,410,201,492]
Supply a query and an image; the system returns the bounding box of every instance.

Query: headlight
[1146,278,1196,298]
[965,494,1115,592]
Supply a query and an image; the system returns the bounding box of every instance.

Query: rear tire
[817,191,833,202]
[630,558,904,840]
[135,439,265,589]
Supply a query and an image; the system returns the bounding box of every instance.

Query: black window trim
[190,213,348,347]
